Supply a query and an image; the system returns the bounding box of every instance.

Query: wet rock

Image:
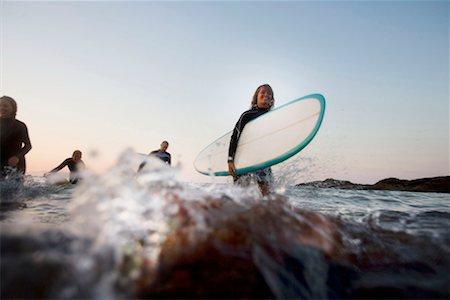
[296,178,370,190]
[132,197,353,299]
[297,176,450,193]
[371,176,450,193]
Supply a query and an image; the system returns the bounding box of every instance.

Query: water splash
[1,150,448,299]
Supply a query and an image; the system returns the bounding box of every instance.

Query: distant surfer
[45,150,85,184]
[138,141,171,172]
[0,96,32,179]
[228,84,275,196]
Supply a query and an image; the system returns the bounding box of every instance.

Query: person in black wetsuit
[45,150,85,184]
[138,141,171,172]
[0,96,32,179]
[228,84,275,196]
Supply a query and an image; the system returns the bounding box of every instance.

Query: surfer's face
[72,151,82,162]
[160,142,169,151]
[256,87,272,109]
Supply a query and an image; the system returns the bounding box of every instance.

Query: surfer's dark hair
[0,95,17,118]
[251,84,274,109]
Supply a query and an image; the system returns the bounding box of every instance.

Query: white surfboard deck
[194,94,326,176]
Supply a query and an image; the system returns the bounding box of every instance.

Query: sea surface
[1,153,449,299]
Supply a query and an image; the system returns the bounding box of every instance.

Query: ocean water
[1,152,449,299]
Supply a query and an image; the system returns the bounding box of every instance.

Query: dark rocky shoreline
[296,176,450,193]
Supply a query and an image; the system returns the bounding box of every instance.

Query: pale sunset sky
[1,0,448,184]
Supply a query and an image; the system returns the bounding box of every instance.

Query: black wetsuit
[0,118,32,176]
[50,158,85,184]
[228,106,273,185]
[150,150,171,165]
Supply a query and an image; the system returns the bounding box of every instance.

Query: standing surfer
[0,96,32,179]
[228,84,275,196]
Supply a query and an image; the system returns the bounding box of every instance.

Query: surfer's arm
[228,126,239,163]
[49,158,70,173]
[228,111,251,162]
[17,122,32,157]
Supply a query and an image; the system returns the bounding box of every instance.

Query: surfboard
[194,94,326,176]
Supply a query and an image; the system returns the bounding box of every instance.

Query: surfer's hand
[228,162,236,177]
[8,156,19,167]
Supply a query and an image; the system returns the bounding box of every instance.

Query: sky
[1,0,448,184]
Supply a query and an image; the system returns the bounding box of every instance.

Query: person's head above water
[0,96,18,119]
[251,84,275,110]
[160,141,169,152]
[72,150,82,162]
